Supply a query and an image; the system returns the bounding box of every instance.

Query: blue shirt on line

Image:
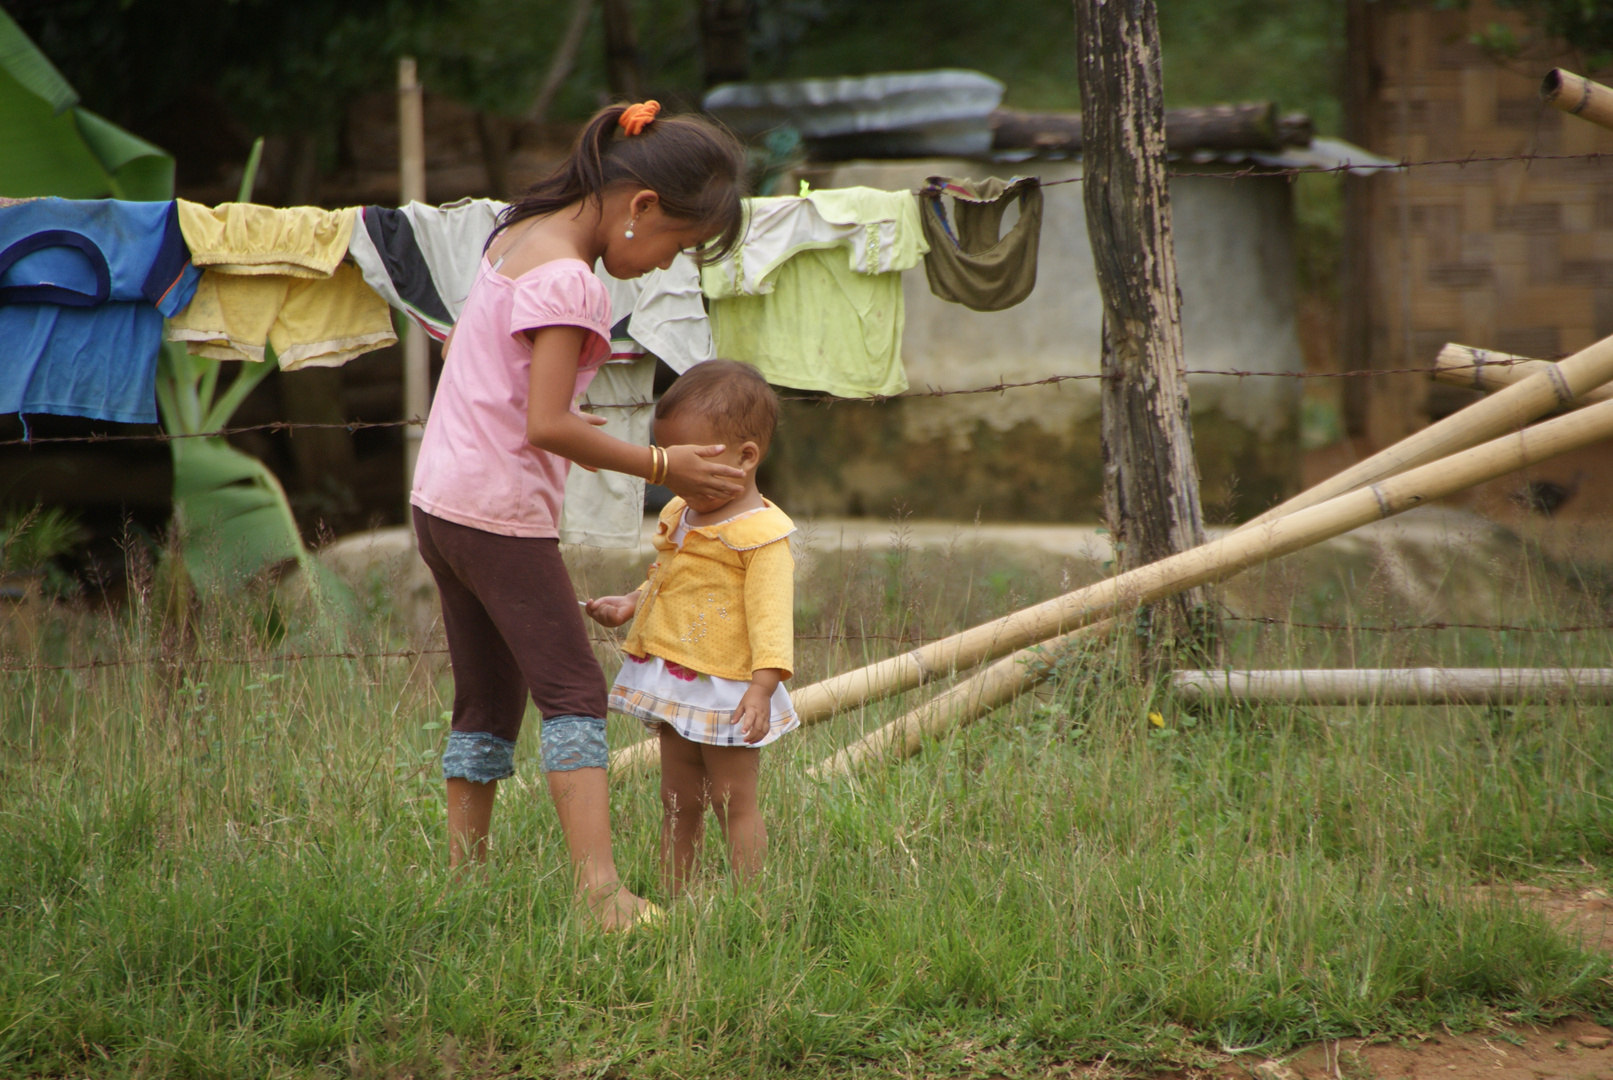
[0,198,202,425]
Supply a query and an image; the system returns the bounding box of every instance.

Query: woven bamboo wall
[1361,1,1613,447]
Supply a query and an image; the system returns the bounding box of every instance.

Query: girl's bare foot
[582,880,659,932]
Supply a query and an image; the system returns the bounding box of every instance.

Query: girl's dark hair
[489,104,746,264]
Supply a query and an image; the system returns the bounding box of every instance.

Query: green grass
[1,537,1611,1078]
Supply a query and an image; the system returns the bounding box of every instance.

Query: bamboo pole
[1174,668,1613,705]
[1235,331,1613,530]
[1433,343,1613,407]
[399,58,430,502]
[807,394,1613,777]
[1541,69,1613,134]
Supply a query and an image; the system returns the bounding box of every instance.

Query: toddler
[586,360,796,894]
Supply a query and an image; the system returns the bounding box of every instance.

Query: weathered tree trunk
[1073,0,1215,661]
[700,0,751,87]
[601,0,643,101]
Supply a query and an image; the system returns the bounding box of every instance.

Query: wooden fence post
[398,57,429,504]
[1073,0,1215,660]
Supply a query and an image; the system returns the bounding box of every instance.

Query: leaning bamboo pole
[1541,69,1613,134]
[810,394,1613,777]
[1173,668,1613,705]
[1433,343,1613,407]
[1236,331,1613,530]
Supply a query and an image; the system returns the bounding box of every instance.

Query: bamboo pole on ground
[1541,69,1613,134]
[399,57,430,504]
[807,394,1613,777]
[1173,668,1613,705]
[1433,343,1613,407]
[1174,667,1613,705]
[1234,331,1613,530]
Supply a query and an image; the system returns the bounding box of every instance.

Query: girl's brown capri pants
[413,508,609,782]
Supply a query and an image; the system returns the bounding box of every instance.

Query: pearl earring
[625,217,637,239]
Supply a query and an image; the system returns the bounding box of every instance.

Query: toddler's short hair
[655,360,780,453]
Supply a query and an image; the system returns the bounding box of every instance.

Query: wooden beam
[1541,68,1613,134]
[1174,668,1613,705]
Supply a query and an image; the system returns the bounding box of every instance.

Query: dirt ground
[1225,888,1613,1080]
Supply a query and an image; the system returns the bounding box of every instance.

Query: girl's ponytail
[490,103,746,264]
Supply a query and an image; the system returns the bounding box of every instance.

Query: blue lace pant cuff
[442,731,516,783]
[541,714,609,772]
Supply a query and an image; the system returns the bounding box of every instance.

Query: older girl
[411,102,746,929]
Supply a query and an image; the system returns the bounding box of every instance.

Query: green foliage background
[9,0,1349,145]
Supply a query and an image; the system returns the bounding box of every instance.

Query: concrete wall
[763,159,1304,523]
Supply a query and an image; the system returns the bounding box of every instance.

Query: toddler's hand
[731,683,773,744]
[585,593,638,628]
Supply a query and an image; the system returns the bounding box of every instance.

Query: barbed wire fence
[4,147,1613,675]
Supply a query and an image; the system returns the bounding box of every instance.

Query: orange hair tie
[618,100,661,136]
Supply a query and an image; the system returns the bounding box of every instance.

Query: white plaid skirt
[609,654,798,748]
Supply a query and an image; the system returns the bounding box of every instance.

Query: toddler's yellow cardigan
[622,496,795,681]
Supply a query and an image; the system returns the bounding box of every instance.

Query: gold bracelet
[650,445,667,486]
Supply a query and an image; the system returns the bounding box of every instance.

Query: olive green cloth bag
[918,175,1042,312]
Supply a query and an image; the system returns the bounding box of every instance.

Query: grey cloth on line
[348,198,504,341]
[560,260,712,551]
[559,354,657,550]
[593,255,714,374]
[918,175,1042,312]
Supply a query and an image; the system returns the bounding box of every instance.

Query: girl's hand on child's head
[585,594,637,628]
[663,444,745,503]
[732,684,772,744]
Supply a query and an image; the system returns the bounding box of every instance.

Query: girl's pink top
[411,256,612,537]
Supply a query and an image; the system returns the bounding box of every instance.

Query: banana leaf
[168,434,307,591]
[1,15,338,604]
[156,342,310,593]
[0,10,173,199]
